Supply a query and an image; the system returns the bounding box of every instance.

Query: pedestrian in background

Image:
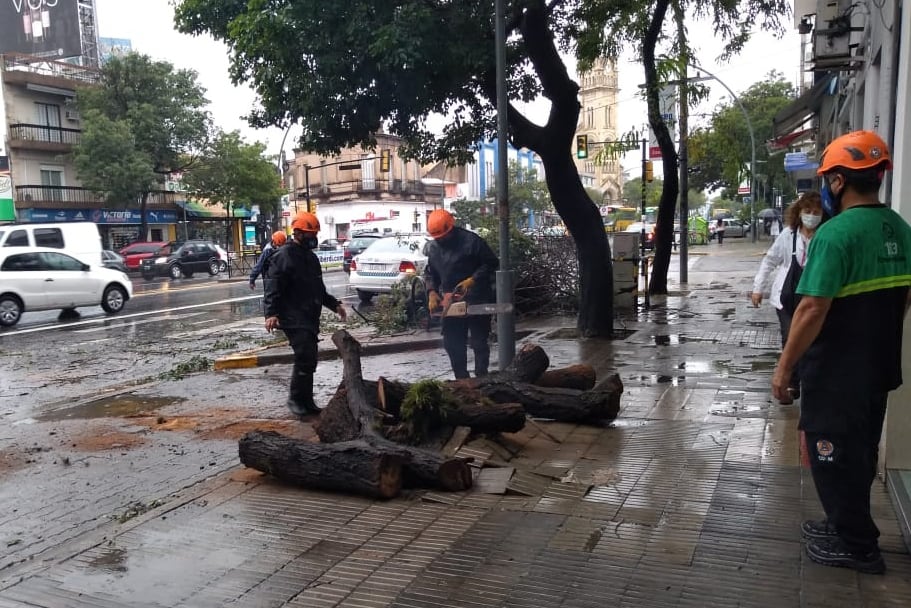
[751,191,823,404]
[264,212,346,417]
[715,219,726,245]
[772,131,911,574]
[249,230,287,290]
[424,209,499,380]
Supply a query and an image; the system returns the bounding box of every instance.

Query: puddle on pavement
[710,402,767,417]
[629,374,687,385]
[37,395,186,422]
[88,547,128,573]
[651,334,719,346]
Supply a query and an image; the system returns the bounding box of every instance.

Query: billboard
[648,85,678,160]
[98,37,132,64]
[0,156,15,222]
[0,0,83,59]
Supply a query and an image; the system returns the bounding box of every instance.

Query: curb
[214,335,444,369]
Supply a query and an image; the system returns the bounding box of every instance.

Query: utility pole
[674,3,689,284]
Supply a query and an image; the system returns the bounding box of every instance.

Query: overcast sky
[4,0,802,175]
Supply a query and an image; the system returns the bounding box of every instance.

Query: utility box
[612,232,639,310]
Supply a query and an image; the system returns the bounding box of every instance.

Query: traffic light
[380,149,391,173]
[644,160,654,182]
[576,135,588,159]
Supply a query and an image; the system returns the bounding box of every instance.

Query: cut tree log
[535,364,597,391]
[377,377,409,417]
[501,343,550,383]
[445,401,526,433]
[332,329,473,491]
[239,431,403,499]
[468,378,621,423]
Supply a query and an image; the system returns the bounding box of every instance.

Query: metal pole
[494,0,515,369]
[304,164,312,214]
[640,138,647,277]
[676,9,689,283]
[689,62,757,242]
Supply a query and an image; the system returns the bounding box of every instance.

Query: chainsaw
[429,291,513,320]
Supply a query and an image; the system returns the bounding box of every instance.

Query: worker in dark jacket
[249,230,287,289]
[264,212,346,417]
[424,209,499,379]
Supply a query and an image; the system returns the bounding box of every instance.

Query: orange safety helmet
[291,211,320,233]
[428,209,455,239]
[272,230,287,246]
[817,130,892,175]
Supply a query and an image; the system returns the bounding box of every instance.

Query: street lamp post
[689,62,757,242]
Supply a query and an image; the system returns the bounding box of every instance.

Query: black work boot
[474,349,490,377]
[801,519,837,540]
[805,537,886,574]
[287,370,319,417]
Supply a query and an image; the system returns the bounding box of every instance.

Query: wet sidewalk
[2,240,911,607]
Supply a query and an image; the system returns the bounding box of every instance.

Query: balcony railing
[0,53,101,84]
[15,185,180,207]
[296,179,444,200]
[8,123,82,146]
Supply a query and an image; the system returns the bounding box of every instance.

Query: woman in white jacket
[751,191,823,404]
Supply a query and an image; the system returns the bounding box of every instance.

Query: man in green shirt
[772,131,911,574]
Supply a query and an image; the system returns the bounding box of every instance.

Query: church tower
[574,58,622,205]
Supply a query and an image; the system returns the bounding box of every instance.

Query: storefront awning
[176,199,253,219]
[772,74,836,138]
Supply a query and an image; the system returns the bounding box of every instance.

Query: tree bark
[239,431,403,499]
[445,401,526,434]
[377,377,409,417]
[470,378,620,424]
[642,0,678,295]
[535,364,597,391]
[502,343,550,383]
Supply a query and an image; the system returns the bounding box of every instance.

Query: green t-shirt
[799,205,911,298]
[795,205,911,428]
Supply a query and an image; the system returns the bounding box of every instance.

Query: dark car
[118,241,170,272]
[102,250,129,273]
[343,234,384,274]
[140,240,222,280]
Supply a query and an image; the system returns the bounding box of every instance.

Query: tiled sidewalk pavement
[1,241,910,607]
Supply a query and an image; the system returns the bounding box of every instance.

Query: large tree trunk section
[470,379,620,424]
[313,386,358,443]
[501,343,550,383]
[377,377,408,417]
[446,401,526,434]
[535,364,596,391]
[333,330,473,491]
[239,431,403,499]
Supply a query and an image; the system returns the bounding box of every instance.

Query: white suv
[0,248,133,327]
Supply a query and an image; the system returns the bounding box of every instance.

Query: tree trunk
[377,377,409,417]
[239,431,403,499]
[466,378,621,424]
[502,343,550,383]
[642,0,678,295]
[535,364,597,391]
[445,401,526,434]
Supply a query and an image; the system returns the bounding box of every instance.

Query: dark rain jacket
[263,242,340,333]
[423,227,499,305]
[249,241,277,284]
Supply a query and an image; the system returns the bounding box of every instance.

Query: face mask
[801,213,822,229]
[303,236,319,249]
[821,178,842,217]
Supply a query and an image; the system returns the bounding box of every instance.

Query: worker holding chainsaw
[424,209,499,379]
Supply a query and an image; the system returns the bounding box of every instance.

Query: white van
[0,222,103,266]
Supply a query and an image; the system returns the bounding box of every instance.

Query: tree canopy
[73,52,210,238]
[688,72,798,203]
[182,130,284,216]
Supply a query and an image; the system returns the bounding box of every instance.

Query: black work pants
[775,307,800,390]
[284,328,318,407]
[717,230,725,245]
[442,315,491,379]
[804,392,888,553]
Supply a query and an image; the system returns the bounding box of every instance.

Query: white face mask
[801,213,822,230]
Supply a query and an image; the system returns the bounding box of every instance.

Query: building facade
[283,133,447,242]
[574,58,623,203]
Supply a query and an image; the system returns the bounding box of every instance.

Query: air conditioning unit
[325,215,335,225]
[64,109,80,122]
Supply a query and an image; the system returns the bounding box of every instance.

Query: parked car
[347,234,430,303]
[342,234,384,274]
[0,222,103,266]
[102,250,128,273]
[140,240,222,280]
[0,248,133,327]
[709,218,753,239]
[118,241,170,272]
[319,238,344,251]
[213,244,229,273]
[625,222,656,250]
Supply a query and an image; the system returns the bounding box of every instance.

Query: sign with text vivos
[0,0,83,59]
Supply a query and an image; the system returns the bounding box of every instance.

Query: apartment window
[361,154,376,190]
[40,166,64,202]
[35,102,62,143]
[605,106,612,128]
[587,107,594,128]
